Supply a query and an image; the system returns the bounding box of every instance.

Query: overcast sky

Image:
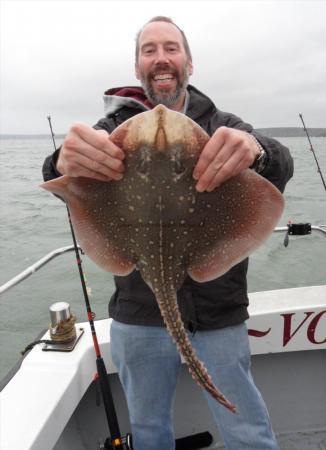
[1,0,325,134]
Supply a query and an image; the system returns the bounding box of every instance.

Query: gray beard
[140,69,189,108]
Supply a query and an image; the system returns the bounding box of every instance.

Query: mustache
[150,64,177,77]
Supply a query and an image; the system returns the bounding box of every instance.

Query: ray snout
[110,104,209,157]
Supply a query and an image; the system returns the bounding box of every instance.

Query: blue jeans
[110,320,278,450]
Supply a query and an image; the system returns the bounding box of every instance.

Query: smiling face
[135,21,193,111]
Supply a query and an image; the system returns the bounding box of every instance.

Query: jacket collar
[103,84,216,121]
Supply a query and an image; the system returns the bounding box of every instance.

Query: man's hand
[193,127,261,192]
[56,123,125,181]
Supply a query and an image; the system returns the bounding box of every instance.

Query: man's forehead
[139,21,184,46]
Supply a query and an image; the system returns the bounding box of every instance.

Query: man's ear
[187,59,193,76]
[135,63,140,80]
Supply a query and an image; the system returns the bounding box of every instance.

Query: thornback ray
[41,105,284,413]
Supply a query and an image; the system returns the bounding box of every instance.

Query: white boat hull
[1,285,326,450]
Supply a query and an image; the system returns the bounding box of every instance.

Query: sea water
[0,136,325,379]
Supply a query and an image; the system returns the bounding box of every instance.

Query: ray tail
[154,287,237,413]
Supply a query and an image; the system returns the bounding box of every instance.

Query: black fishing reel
[100,434,133,450]
[100,431,213,450]
[283,222,311,247]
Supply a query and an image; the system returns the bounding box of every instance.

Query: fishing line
[299,113,326,193]
[46,116,132,450]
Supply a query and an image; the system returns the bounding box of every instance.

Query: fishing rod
[46,116,217,450]
[299,113,326,193]
[46,116,132,450]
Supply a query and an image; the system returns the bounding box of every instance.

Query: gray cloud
[1,0,325,133]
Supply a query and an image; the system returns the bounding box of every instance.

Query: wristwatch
[248,134,267,174]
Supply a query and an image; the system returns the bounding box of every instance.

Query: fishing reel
[283,222,311,247]
[99,431,213,449]
[99,434,133,449]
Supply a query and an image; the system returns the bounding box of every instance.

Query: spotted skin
[42,105,284,413]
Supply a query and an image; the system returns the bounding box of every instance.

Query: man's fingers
[75,166,117,182]
[195,160,226,192]
[58,123,126,179]
[193,127,258,192]
[193,145,218,181]
[206,157,245,192]
[195,143,235,192]
[66,138,125,174]
[196,149,248,192]
[70,123,125,160]
[64,152,123,181]
[193,127,226,180]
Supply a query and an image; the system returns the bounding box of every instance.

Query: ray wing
[187,170,284,282]
[41,176,136,275]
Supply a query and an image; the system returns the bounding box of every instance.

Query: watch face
[255,149,267,173]
[248,133,265,172]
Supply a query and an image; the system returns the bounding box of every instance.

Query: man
[43,16,293,450]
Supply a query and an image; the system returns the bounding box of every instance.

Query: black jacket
[43,85,294,332]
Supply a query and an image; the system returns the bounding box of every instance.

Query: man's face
[135,21,193,109]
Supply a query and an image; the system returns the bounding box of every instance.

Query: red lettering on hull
[248,328,271,337]
[281,312,314,346]
[307,310,326,344]
[248,310,326,349]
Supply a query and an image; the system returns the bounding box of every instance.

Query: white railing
[0,245,80,295]
[1,224,325,296]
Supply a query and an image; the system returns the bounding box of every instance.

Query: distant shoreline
[0,134,66,140]
[256,128,326,138]
[1,128,326,139]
